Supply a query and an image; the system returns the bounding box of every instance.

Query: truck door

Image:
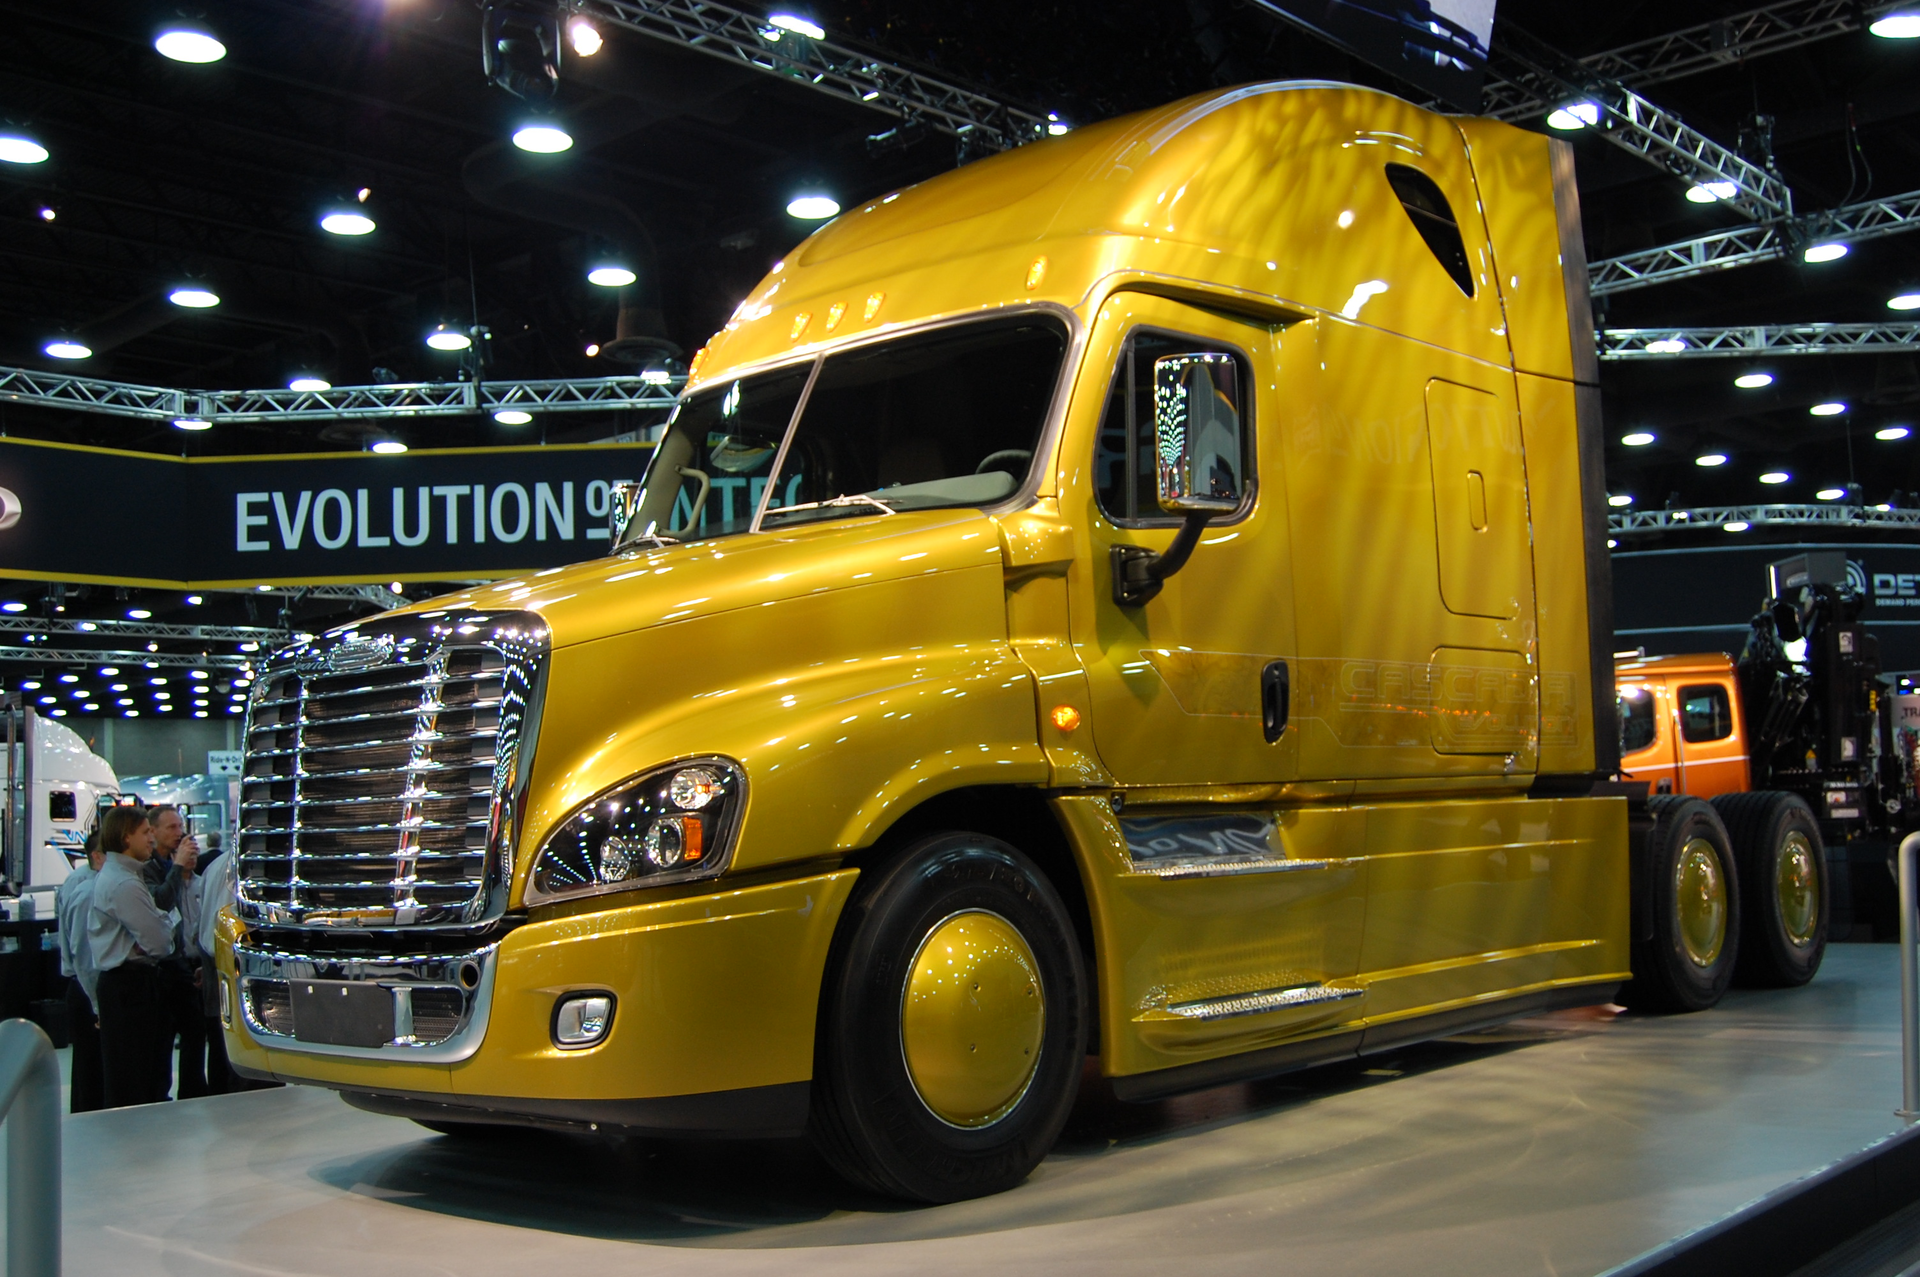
[1618,680,1678,793]
[1674,680,1748,797]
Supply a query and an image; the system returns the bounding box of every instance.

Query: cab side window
[47,791,76,821]
[1095,332,1250,525]
[1618,688,1657,753]
[1679,685,1733,743]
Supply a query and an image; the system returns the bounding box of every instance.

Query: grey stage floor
[37,945,1916,1276]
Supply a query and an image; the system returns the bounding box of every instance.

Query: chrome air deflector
[236,611,547,930]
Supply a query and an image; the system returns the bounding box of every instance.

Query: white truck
[2,706,121,908]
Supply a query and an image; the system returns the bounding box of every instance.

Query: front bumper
[223,868,858,1129]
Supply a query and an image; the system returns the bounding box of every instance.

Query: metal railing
[0,1020,58,1276]
[1900,833,1920,1122]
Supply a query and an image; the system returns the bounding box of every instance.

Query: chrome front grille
[237,613,547,929]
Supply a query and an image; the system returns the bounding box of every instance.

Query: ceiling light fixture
[767,13,826,38]
[1817,487,1847,500]
[587,265,637,287]
[786,193,840,220]
[1621,431,1656,446]
[1803,242,1849,263]
[512,123,573,154]
[1890,292,1920,311]
[1811,402,1847,415]
[154,27,226,63]
[426,324,472,351]
[370,440,408,454]
[1686,181,1739,203]
[36,207,53,221]
[0,135,49,165]
[320,211,375,236]
[568,18,603,55]
[493,409,533,425]
[168,287,219,308]
[1760,471,1791,484]
[1696,453,1728,467]
[126,609,150,620]
[1645,338,1687,354]
[1608,494,1633,507]
[1871,11,1920,36]
[1734,372,1773,388]
[1878,425,1912,441]
[1724,521,1750,532]
[288,377,331,392]
[1546,100,1600,131]
[171,417,211,431]
[43,340,90,360]
[1047,112,1070,136]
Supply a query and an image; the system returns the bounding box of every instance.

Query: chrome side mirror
[608,480,641,545]
[1153,352,1242,514]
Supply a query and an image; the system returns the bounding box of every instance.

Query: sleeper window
[1095,333,1250,524]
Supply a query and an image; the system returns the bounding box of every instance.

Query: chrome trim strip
[1166,983,1363,1021]
[233,941,497,1063]
[1127,856,1341,880]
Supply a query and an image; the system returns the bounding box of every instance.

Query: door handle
[1261,660,1290,743]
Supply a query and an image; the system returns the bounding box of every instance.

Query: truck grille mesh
[236,615,546,928]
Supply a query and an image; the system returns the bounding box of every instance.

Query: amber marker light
[789,311,812,341]
[863,292,885,321]
[1050,704,1081,732]
[1026,256,1048,290]
[825,300,847,331]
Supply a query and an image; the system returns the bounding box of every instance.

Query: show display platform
[32,946,1915,1277]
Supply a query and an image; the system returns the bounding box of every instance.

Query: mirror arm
[1111,509,1217,608]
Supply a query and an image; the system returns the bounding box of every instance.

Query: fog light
[553,993,613,1048]
[218,976,232,1027]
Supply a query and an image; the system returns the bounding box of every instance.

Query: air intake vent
[1384,162,1475,298]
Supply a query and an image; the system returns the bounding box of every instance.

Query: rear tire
[1622,796,1741,1013]
[808,831,1087,1202]
[1712,791,1828,987]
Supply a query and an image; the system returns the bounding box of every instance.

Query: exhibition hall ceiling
[0,1,1917,495]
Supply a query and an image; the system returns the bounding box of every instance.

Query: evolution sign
[0,437,654,587]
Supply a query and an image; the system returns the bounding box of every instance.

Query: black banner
[0,438,653,587]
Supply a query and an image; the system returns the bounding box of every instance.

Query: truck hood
[377,507,1009,651]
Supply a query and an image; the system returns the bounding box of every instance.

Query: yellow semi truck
[220,81,1768,1202]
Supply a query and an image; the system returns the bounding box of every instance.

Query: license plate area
[290,979,394,1048]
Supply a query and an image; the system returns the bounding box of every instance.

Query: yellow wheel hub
[1777,831,1821,948]
[1675,836,1728,969]
[900,910,1045,1129]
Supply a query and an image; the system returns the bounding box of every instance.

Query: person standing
[142,805,206,1097]
[54,833,105,1113]
[89,806,174,1108]
[192,842,234,1094]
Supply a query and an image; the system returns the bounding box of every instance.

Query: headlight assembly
[526,757,745,904]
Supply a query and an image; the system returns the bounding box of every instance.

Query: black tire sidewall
[812,832,1087,1202]
[1726,793,1828,986]
[1633,797,1741,1012]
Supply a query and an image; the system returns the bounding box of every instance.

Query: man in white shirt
[54,834,105,1112]
[89,807,175,1107]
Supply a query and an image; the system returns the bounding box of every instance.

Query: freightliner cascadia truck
[218,82,1808,1202]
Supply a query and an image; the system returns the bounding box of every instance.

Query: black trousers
[96,963,170,1108]
[158,961,207,1099]
[63,979,103,1114]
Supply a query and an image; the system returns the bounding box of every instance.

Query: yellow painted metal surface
[900,910,1046,1127]
[244,82,1627,1115]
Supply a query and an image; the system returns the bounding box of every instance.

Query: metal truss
[0,367,681,425]
[1599,322,1920,359]
[0,646,251,670]
[242,584,408,610]
[574,0,1052,154]
[1611,504,1920,533]
[1480,26,1791,222]
[1591,187,1920,296]
[0,616,283,644]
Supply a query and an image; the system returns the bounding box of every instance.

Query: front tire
[808,832,1087,1202]
[1712,791,1828,987]
[1622,796,1741,1013]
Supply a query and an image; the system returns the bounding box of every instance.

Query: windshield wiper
[762,493,897,520]
[617,520,680,550]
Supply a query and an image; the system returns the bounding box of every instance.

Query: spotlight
[0,604,21,613]
[288,377,331,392]
[1760,472,1790,484]
[1890,293,1920,311]
[154,27,226,63]
[588,265,637,287]
[1871,11,1920,36]
[1695,453,1728,467]
[1645,338,1687,354]
[494,409,533,425]
[1686,181,1739,203]
[1803,242,1848,263]
[511,123,573,153]
[127,609,151,620]
[171,418,212,431]
[426,324,473,351]
[168,287,220,309]
[1723,521,1751,533]
[1047,112,1071,136]
[1810,402,1846,416]
[1546,101,1600,131]
[1817,487,1846,500]
[43,340,90,360]
[484,3,562,101]
[320,211,376,236]
[568,18,603,55]
[357,187,371,202]
[1621,432,1656,446]
[786,194,840,220]
[767,13,826,38]
[584,343,601,357]
[370,440,408,454]
[1735,372,1773,389]
[1879,426,1912,441]
[0,135,49,165]
[36,207,53,221]
[1608,494,1633,507]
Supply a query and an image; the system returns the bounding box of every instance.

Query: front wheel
[1712,791,1827,987]
[1622,796,1741,1013]
[808,832,1087,1202]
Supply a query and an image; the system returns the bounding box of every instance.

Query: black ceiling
[0,0,1916,502]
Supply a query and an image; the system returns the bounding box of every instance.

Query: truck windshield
[619,314,1066,546]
